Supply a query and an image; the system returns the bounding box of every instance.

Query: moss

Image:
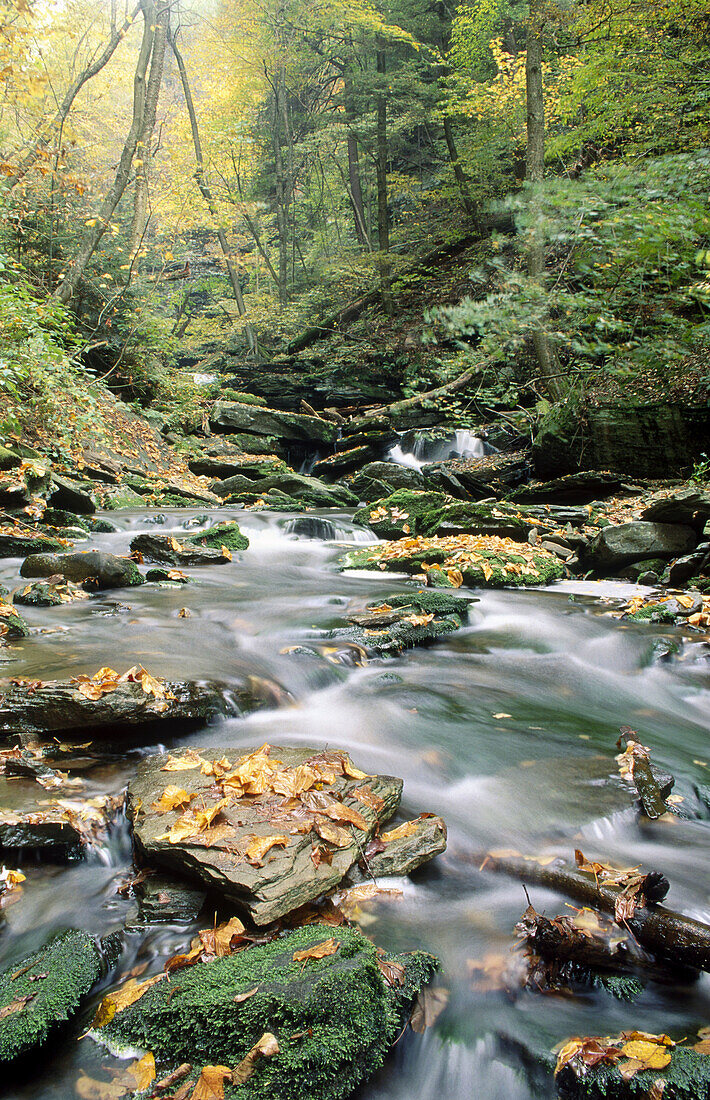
[153,493,202,508]
[0,930,103,1064]
[185,521,249,552]
[104,924,437,1100]
[0,600,29,636]
[688,575,710,593]
[556,1045,710,1099]
[219,390,269,407]
[627,603,678,623]
[353,490,449,538]
[342,537,564,589]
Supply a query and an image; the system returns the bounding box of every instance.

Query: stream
[3,506,710,1099]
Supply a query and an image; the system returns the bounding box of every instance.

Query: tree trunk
[344,66,369,247]
[128,0,168,257]
[525,1,567,401]
[53,0,154,304]
[7,3,142,191]
[375,42,394,316]
[442,115,479,224]
[169,27,257,357]
[271,74,289,304]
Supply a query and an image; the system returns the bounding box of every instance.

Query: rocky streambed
[0,439,708,1098]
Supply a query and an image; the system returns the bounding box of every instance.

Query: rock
[0,599,29,640]
[42,510,117,534]
[0,530,70,558]
[339,591,472,656]
[346,461,428,501]
[184,520,249,552]
[100,485,148,510]
[212,470,356,508]
[0,461,51,508]
[354,815,447,879]
[581,522,697,574]
[616,558,667,582]
[210,401,338,445]
[0,930,105,1064]
[533,400,710,479]
[354,490,449,539]
[0,780,118,854]
[555,1042,710,1099]
[0,676,228,741]
[343,535,565,588]
[47,474,96,515]
[661,545,710,587]
[284,517,339,540]
[0,445,22,471]
[100,922,437,1099]
[20,550,144,589]
[640,488,710,532]
[13,580,89,607]
[145,568,190,584]
[312,445,376,479]
[130,533,234,566]
[134,873,207,923]
[247,491,308,513]
[509,472,624,505]
[128,745,403,924]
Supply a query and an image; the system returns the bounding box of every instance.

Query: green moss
[0,930,103,1064]
[153,493,202,508]
[353,490,449,538]
[342,540,563,589]
[0,601,29,635]
[219,390,269,407]
[103,924,437,1100]
[627,603,678,623]
[185,520,249,552]
[556,1045,710,1099]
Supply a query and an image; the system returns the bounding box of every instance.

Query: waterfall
[387,429,496,469]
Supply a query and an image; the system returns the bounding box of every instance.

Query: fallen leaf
[378,959,405,986]
[293,938,340,962]
[409,987,448,1032]
[161,750,205,772]
[92,973,166,1028]
[245,834,289,866]
[151,785,195,813]
[492,712,512,720]
[0,993,35,1018]
[381,819,420,843]
[232,1033,279,1086]
[233,986,258,1004]
[189,1064,232,1100]
[198,916,246,958]
[74,1074,128,1100]
[314,819,352,847]
[127,1052,156,1091]
[352,785,384,812]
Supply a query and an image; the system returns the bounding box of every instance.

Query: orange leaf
[232,1032,279,1086]
[151,785,195,813]
[245,834,289,866]
[189,1065,232,1100]
[293,938,340,962]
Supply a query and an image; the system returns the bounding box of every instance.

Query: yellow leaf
[620,1041,672,1069]
[92,974,166,1028]
[74,1074,128,1100]
[245,834,289,866]
[292,938,339,962]
[151,785,195,813]
[381,820,419,842]
[232,1033,279,1086]
[127,1052,156,1091]
[161,750,205,771]
[189,1064,232,1100]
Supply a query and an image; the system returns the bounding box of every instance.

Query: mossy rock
[354,490,449,538]
[339,590,472,655]
[219,390,269,407]
[185,520,249,552]
[102,923,438,1100]
[355,491,535,541]
[342,534,564,589]
[555,1044,710,1099]
[0,599,29,638]
[0,531,69,558]
[0,930,104,1064]
[101,486,147,510]
[13,580,88,607]
[153,492,204,508]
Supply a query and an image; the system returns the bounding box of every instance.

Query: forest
[0,1,710,1099]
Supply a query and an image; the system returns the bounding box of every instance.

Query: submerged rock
[0,599,29,640]
[342,534,565,588]
[20,550,144,589]
[133,873,207,924]
[0,930,105,1064]
[0,675,228,740]
[128,745,404,924]
[100,922,437,1100]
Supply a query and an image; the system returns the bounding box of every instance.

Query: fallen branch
[478,851,710,972]
[616,726,670,820]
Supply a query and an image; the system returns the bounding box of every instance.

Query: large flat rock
[210,402,337,444]
[128,745,403,924]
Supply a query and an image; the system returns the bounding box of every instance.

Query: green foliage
[690,453,710,486]
[219,390,268,406]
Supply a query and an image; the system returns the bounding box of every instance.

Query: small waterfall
[387,429,496,468]
[284,517,375,543]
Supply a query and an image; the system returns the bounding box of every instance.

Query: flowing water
[3,506,710,1098]
[388,429,493,470]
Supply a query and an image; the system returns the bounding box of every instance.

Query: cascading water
[387,428,496,470]
[4,504,710,1100]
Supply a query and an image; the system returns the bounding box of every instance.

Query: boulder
[210,401,337,445]
[47,474,96,515]
[661,545,710,587]
[0,599,29,640]
[99,922,437,1100]
[0,461,51,508]
[130,533,234,566]
[133,873,207,924]
[639,487,710,532]
[100,485,148,510]
[128,745,403,924]
[0,781,119,855]
[555,1040,710,1100]
[284,517,339,540]
[346,461,428,501]
[343,534,565,588]
[187,521,249,552]
[0,931,105,1064]
[212,471,356,508]
[353,814,447,879]
[0,530,69,558]
[581,522,696,574]
[533,400,710,479]
[509,472,624,505]
[0,675,228,740]
[353,490,449,539]
[356,491,542,542]
[312,445,376,479]
[20,550,144,589]
[13,580,89,607]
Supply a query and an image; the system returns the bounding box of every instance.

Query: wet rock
[130,533,233,566]
[246,490,307,512]
[617,558,667,582]
[145,568,191,584]
[353,490,449,538]
[339,591,472,656]
[312,445,377,479]
[555,1042,710,1100]
[0,599,29,640]
[13,579,89,607]
[20,550,144,589]
[185,520,249,553]
[100,922,437,1100]
[343,535,564,588]
[101,485,148,510]
[128,745,403,924]
[0,461,51,508]
[285,517,339,540]
[581,522,696,575]
[0,676,227,740]
[210,401,338,445]
[134,873,207,923]
[42,510,117,534]
[0,530,70,558]
[211,470,356,508]
[0,780,119,855]
[47,474,96,515]
[661,544,710,587]
[0,930,105,1064]
[346,461,428,501]
[509,472,624,505]
[354,815,447,879]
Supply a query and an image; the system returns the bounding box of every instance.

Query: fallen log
[616,726,670,820]
[477,851,710,972]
